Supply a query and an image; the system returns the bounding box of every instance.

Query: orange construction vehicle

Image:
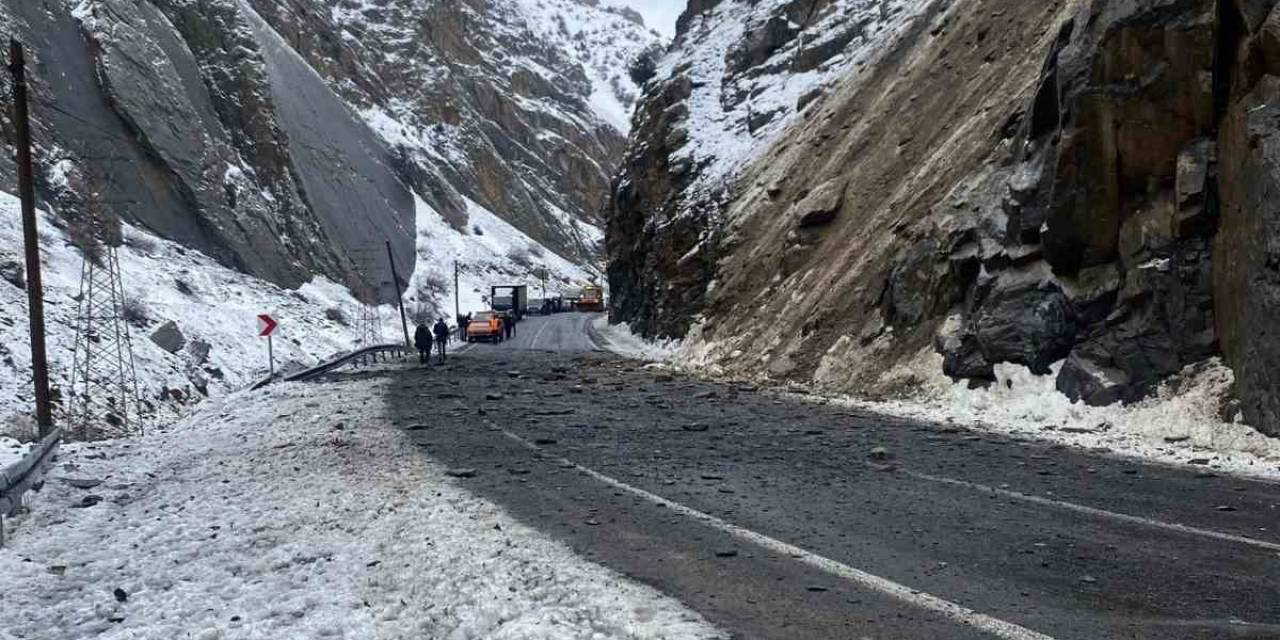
[577,284,604,312]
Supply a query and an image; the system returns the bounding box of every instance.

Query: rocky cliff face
[2,0,414,296]
[608,0,1280,436]
[245,0,659,265]
[0,0,656,299]
[608,0,926,338]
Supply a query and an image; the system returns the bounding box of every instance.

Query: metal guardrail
[0,426,63,546]
[251,344,410,390]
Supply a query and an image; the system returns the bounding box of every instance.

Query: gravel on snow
[0,377,722,640]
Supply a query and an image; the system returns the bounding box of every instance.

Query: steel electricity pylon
[68,203,143,441]
[68,232,143,437]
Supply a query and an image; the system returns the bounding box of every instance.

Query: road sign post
[258,314,278,378]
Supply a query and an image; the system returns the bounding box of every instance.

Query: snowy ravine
[0,377,723,639]
[0,190,593,437]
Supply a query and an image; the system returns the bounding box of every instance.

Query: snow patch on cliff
[514,0,659,132]
[664,0,928,209]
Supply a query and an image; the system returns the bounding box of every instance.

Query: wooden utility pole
[385,241,411,347]
[10,40,53,437]
[453,260,460,321]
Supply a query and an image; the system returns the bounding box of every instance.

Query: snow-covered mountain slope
[0,187,591,438]
[247,0,661,265]
[659,0,925,208]
[515,0,660,131]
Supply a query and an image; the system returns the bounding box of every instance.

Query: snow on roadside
[651,329,1280,481]
[590,316,680,362]
[0,191,391,434]
[0,435,27,469]
[0,376,723,640]
[811,351,1280,482]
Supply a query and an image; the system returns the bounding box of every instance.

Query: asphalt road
[382,313,1280,640]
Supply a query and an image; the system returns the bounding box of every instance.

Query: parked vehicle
[576,284,605,312]
[491,285,529,321]
[466,311,505,342]
[527,298,545,315]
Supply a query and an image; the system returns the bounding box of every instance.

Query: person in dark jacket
[413,323,431,365]
[458,314,469,341]
[502,314,514,340]
[433,318,451,363]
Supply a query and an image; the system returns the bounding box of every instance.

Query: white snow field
[0,435,27,470]
[0,377,723,640]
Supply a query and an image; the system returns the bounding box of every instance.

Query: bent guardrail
[251,344,409,390]
[0,426,63,546]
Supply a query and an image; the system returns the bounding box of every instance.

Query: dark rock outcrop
[1216,4,1280,434]
[150,321,186,354]
[0,257,24,290]
[944,0,1227,412]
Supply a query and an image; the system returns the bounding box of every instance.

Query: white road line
[491,425,1057,640]
[528,318,553,351]
[902,469,1280,554]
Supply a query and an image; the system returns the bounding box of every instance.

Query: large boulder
[150,321,187,354]
[791,179,845,229]
[972,273,1078,376]
[0,257,24,290]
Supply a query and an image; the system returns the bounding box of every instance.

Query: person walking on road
[502,314,514,341]
[433,317,451,363]
[458,314,470,341]
[414,322,432,365]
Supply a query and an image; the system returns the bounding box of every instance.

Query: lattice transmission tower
[351,246,396,347]
[358,300,385,347]
[68,203,143,440]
